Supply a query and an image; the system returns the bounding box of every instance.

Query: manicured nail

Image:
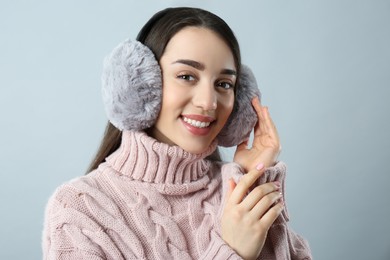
[256,163,264,170]
[274,181,281,189]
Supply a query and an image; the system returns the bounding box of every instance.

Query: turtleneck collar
[105,131,218,187]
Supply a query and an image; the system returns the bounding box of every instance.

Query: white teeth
[183,117,211,128]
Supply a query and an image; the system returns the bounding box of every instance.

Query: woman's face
[149,26,236,154]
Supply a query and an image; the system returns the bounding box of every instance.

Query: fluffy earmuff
[102,39,162,131]
[102,39,261,147]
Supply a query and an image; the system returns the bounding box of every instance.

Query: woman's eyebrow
[172,59,205,70]
[221,69,237,76]
[172,59,237,76]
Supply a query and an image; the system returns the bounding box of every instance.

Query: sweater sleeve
[220,162,313,260]
[199,230,243,260]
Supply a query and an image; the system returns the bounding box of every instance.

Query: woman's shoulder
[48,170,99,201]
[43,169,138,245]
[44,168,121,219]
[42,170,139,259]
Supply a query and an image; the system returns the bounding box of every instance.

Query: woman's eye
[177,74,195,81]
[217,81,234,90]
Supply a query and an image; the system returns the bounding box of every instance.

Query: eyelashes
[216,81,234,90]
[176,73,235,90]
[177,74,196,82]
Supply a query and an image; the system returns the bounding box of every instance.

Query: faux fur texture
[217,65,261,147]
[101,39,260,147]
[102,39,162,130]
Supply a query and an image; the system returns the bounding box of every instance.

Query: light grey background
[1,0,389,259]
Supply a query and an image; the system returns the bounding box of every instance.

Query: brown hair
[87,7,241,173]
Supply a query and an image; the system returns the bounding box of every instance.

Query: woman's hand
[221,163,284,260]
[234,97,281,172]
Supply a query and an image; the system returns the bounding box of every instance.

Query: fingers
[251,97,263,120]
[252,97,272,137]
[225,178,237,203]
[262,106,279,141]
[225,171,284,232]
[258,201,284,229]
[251,97,267,136]
[240,181,281,210]
[250,191,283,220]
[252,97,279,149]
[228,163,265,205]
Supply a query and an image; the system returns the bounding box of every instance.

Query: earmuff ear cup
[102,39,162,131]
[217,65,261,147]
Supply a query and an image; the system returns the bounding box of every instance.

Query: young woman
[43,7,311,260]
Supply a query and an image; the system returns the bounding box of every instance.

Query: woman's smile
[181,114,216,135]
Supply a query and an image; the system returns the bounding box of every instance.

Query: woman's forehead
[161,27,236,70]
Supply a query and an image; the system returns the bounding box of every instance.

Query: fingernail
[274,181,281,189]
[256,163,264,170]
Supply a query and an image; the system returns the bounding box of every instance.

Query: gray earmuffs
[102,39,261,147]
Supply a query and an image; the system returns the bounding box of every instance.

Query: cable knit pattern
[43,131,312,260]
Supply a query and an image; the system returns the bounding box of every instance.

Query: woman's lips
[183,117,211,128]
[182,114,215,122]
[181,114,215,136]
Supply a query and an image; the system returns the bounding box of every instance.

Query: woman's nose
[192,82,217,111]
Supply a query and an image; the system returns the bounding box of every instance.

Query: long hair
[86,7,241,173]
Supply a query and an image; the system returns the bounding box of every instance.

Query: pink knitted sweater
[43,131,312,259]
